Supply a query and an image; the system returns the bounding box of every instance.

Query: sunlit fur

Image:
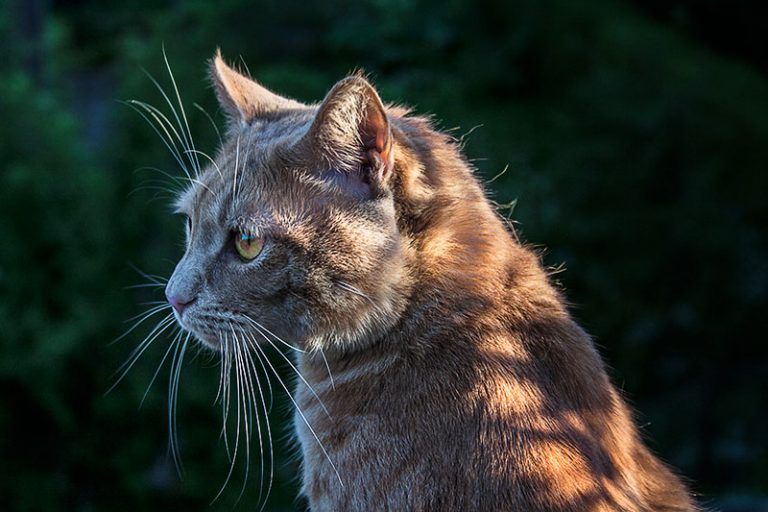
[132,51,700,511]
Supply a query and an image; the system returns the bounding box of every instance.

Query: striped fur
[166,53,698,511]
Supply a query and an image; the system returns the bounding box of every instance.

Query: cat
[161,50,699,511]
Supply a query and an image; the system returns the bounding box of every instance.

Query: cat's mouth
[175,308,268,352]
[172,311,223,350]
[187,329,221,350]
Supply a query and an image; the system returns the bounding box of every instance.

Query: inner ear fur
[306,75,394,188]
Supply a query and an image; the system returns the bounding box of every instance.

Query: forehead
[174,110,317,222]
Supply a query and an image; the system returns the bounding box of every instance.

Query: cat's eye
[235,232,263,261]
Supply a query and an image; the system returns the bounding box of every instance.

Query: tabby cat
[161,51,699,511]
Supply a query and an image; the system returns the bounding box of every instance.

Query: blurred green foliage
[1,0,766,510]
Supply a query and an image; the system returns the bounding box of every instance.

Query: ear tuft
[209,50,302,125]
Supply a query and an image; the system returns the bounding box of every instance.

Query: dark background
[1,0,766,510]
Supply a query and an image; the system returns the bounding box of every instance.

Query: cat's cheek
[271,298,312,343]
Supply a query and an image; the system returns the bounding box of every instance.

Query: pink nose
[167,294,195,315]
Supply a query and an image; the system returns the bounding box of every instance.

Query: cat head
[165,52,412,355]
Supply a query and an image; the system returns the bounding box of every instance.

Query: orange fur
[167,53,699,511]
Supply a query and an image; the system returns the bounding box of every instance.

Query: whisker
[240,331,274,511]
[124,282,167,290]
[251,324,330,419]
[128,187,179,204]
[113,303,170,343]
[137,165,214,196]
[246,329,274,413]
[134,99,197,182]
[236,130,253,206]
[131,175,185,196]
[140,329,182,407]
[184,148,223,180]
[246,332,344,486]
[127,263,168,285]
[123,100,193,181]
[193,102,223,147]
[241,314,305,353]
[233,134,241,200]
[214,335,228,405]
[114,309,174,364]
[137,300,170,307]
[162,47,202,177]
[131,99,189,159]
[319,348,335,391]
[184,177,214,196]
[233,325,254,504]
[337,280,379,309]
[213,332,243,502]
[239,331,279,500]
[107,313,176,394]
[216,335,234,463]
[239,322,279,505]
[140,65,198,179]
[168,333,190,476]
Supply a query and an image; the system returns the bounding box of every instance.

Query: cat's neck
[300,114,568,373]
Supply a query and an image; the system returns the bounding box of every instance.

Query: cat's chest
[292,370,420,502]
[295,391,379,507]
[293,378,397,461]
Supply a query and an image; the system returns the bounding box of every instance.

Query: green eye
[235,232,263,260]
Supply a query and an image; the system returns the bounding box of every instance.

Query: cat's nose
[167,292,195,316]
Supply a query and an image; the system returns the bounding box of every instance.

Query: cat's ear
[304,74,394,192]
[210,49,302,125]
